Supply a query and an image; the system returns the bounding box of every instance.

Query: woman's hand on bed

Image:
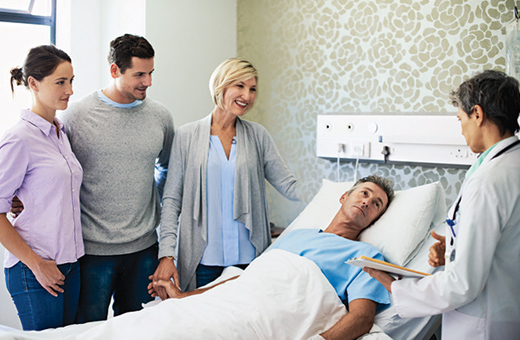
[363,268,395,293]
[428,231,446,267]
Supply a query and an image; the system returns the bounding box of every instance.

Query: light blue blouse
[200,135,256,266]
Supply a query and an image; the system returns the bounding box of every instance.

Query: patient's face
[339,182,388,231]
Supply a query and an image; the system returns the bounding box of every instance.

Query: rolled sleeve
[0,135,29,213]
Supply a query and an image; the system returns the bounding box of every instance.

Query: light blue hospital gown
[271,229,390,311]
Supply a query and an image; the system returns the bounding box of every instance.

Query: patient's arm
[320,298,377,340]
[149,276,240,300]
[363,268,395,293]
[149,279,184,299]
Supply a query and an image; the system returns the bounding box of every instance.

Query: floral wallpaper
[237,0,515,227]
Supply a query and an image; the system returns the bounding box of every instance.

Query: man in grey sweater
[60,34,174,322]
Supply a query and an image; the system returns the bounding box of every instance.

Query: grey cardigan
[159,113,298,290]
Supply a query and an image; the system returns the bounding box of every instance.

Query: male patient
[149,175,394,340]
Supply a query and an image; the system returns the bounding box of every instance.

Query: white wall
[61,0,238,127]
[145,0,237,127]
[0,0,236,329]
[57,0,146,99]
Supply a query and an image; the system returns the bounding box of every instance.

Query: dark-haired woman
[0,45,83,330]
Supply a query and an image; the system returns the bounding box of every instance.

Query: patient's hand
[428,231,446,267]
[150,279,185,300]
[150,257,180,300]
[148,275,240,301]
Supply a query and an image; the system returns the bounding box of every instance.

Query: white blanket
[0,250,391,340]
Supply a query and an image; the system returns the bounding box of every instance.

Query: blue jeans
[196,263,248,288]
[75,243,158,323]
[5,261,80,331]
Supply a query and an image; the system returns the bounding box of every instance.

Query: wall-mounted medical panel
[317,113,479,168]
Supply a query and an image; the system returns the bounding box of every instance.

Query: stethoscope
[444,140,520,262]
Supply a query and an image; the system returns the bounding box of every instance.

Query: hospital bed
[0,179,445,340]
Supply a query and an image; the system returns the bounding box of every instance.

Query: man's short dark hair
[108,34,155,73]
[449,70,520,135]
[348,175,395,210]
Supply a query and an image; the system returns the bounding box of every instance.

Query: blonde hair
[209,57,258,110]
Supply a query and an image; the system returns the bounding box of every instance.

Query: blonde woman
[151,58,298,295]
[0,45,83,330]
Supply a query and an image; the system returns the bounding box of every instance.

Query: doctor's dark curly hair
[450,70,520,135]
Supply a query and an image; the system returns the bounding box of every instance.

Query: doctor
[365,70,520,340]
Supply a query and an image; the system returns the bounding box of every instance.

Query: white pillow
[275,179,446,266]
[359,181,446,265]
[277,180,355,235]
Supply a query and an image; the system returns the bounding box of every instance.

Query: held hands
[428,231,446,267]
[148,257,180,300]
[147,278,185,300]
[31,259,65,297]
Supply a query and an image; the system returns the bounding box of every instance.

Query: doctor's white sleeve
[390,173,503,318]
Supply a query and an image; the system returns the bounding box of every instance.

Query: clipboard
[346,256,430,278]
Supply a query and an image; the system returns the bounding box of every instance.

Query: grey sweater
[159,114,298,290]
[60,92,174,255]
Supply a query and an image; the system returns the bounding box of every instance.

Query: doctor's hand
[428,231,446,267]
[363,267,395,293]
[149,257,180,300]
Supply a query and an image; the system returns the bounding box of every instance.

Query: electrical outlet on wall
[317,114,479,167]
[351,142,370,158]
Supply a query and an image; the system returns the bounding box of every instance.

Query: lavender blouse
[0,109,84,268]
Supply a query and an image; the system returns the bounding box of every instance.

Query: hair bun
[10,67,24,85]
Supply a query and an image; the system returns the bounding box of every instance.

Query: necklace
[212,124,236,144]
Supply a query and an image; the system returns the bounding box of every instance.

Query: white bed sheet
[271,223,444,340]
[0,178,444,340]
[0,250,392,340]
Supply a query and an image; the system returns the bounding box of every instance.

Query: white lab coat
[391,136,520,340]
